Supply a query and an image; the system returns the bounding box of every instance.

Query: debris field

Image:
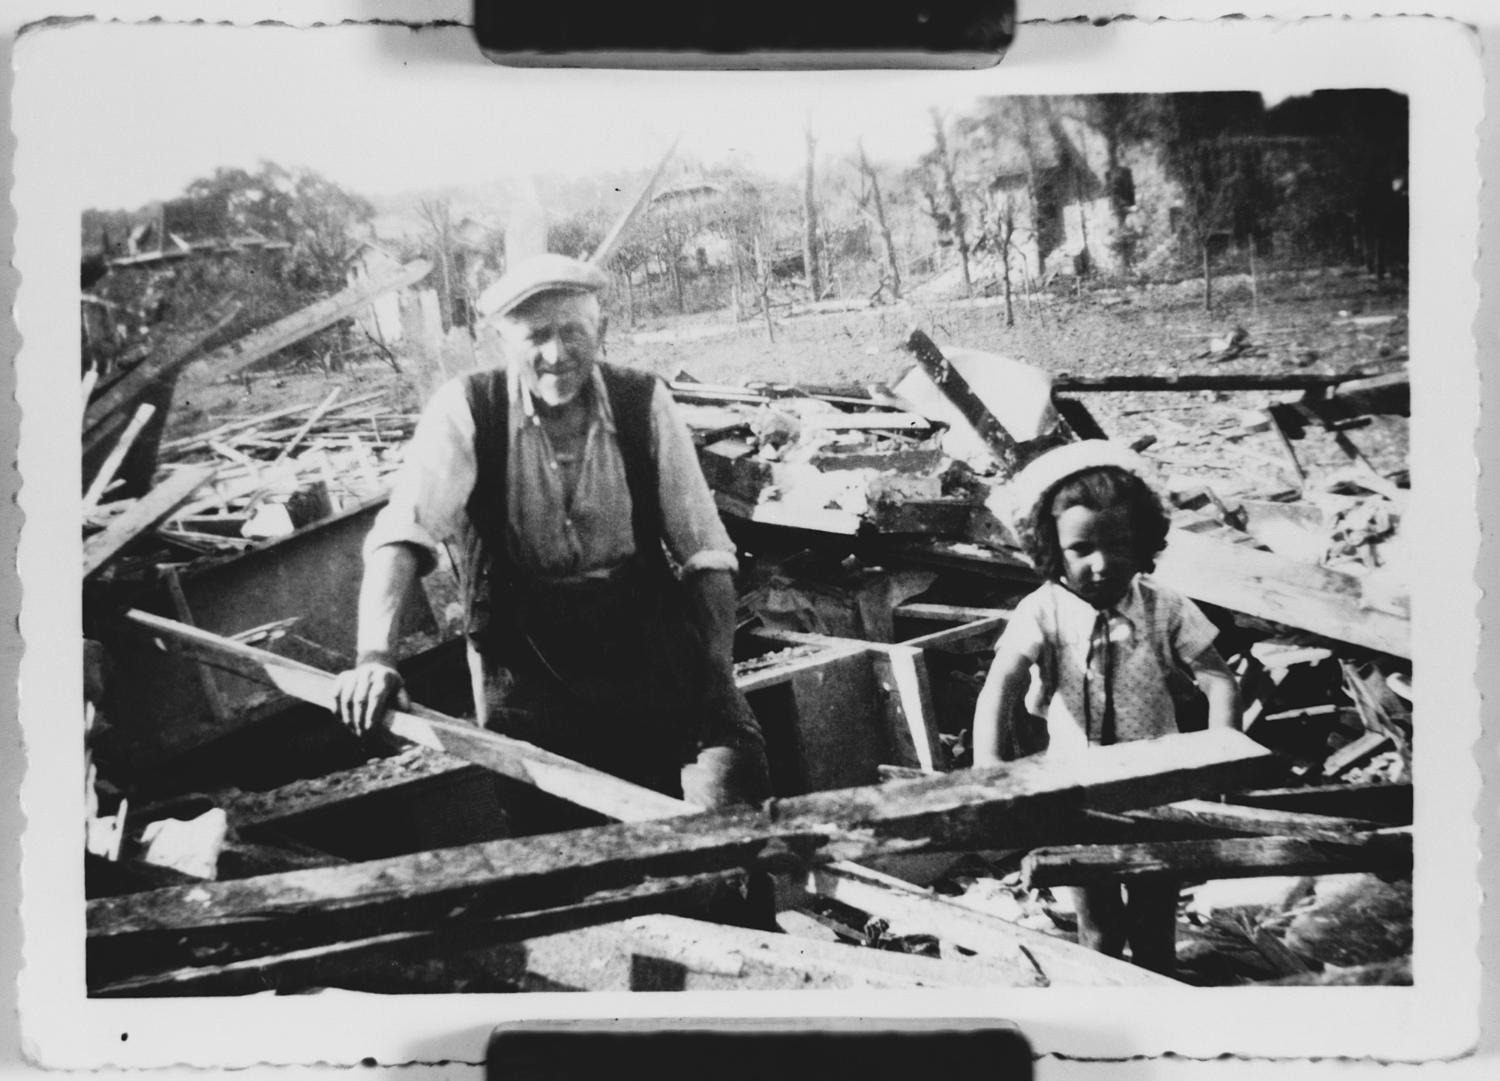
[80,262,1413,994]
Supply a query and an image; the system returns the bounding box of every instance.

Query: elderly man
[334,253,770,809]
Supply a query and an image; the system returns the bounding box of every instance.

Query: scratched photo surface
[15,16,1480,1067]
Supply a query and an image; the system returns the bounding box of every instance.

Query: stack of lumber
[84,390,418,571]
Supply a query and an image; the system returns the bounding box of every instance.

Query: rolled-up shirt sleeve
[649,381,739,576]
[362,378,478,576]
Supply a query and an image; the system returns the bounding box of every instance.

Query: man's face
[498,291,603,408]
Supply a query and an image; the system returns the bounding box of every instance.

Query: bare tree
[928,109,973,298]
[993,192,1022,326]
[855,140,902,303]
[802,125,823,300]
[418,199,458,332]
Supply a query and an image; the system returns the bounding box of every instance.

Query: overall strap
[460,368,511,640]
[464,367,511,559]
[599,363,667,570]
[460,364,672,643]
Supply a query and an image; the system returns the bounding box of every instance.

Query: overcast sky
[22,22,1035,211]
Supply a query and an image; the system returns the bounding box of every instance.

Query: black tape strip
[474,0,1016,69]
[487,1021,1034,1080]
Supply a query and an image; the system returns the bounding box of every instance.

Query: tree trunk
[858,142,903,302]
[1201,239,1214,312]
[755,234,775,344]
[930,112,971,299]
[1017,99,1045,279]
[802,127,822,300]
[1001,212,1015,328]
[1249,237,1260,317]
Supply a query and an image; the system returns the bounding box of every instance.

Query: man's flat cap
[477,253,610,318]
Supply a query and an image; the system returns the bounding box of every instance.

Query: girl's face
[1055,504,1137,608]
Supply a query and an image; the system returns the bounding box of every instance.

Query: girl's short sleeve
[1169,590,1220,664]
[996,586,1049,662]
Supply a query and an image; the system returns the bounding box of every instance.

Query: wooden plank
[904,329,1021,473]
[806,862,1178,988]
[1321,731,1394,778]
[1022,830,1412,889]
[82,466,216,578]
[270,387,342,465]
[102,500,436,770]
[217,746,474,833]
[83,303,241,443]
[752,629,945,771]
[1155,528,1409,658]
[82,403,156,514]
[896,603,1011,623]
[162,391,388,455]
[1122,799,1388,842]
[183,260,431,385]
[900,613,1011,651]
[121,610,694,824]
[1052,371,1373,393]
[869,644,945,772]
[1224,783,1412,825]
[87,729,1275,974]
[162,567,232,726]
[735,640,872,694]
[784,650,888,792]
[547,913,1022,991]
[92,871,746,996]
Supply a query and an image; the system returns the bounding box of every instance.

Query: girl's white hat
[1002,439,1156,550]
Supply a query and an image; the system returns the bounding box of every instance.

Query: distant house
[982,113,1163,280]
[346,242,406,345]
[107,196,291,268]
[650,179,737,272]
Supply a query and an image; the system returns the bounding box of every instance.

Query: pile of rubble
[78,280,1415,993]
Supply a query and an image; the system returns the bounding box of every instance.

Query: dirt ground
[166,267,1409,499]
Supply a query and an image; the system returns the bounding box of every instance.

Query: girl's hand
[1189,646,1242,731]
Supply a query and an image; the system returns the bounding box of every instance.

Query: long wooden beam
[805,862,1177,988]
[113,612,1272,990]
[88,727,1274,977]
[1156,529,1409,658]
[1122,799,1387,843]
[1022,830,1412,889]
[1052,371,1379,394]
[905,328,1021,472]
[83,467,217,578]
[1224,782,1412,825]
[92,870,746,996]
[84,303,242,445]
[890,530,1410,660]
[190,260,431,384]
[122,609,692,823]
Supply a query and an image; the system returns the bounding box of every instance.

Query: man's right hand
[333,659,409,737]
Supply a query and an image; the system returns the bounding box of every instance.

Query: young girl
[973,440,1241,973]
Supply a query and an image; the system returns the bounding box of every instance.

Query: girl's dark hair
[1027,466,1171,581]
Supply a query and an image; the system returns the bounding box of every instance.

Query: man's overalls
[456,364,768,804]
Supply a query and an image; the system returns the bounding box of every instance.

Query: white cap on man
[476,253,610,319]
